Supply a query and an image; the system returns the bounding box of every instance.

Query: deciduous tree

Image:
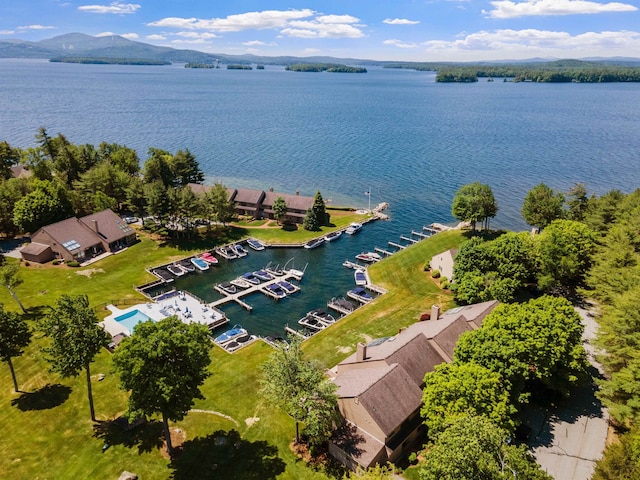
[454,296,589,402]
[0,304,31,392]
[260,337,338,445]
[0,259,26,313]
[272,196,287,225]
[40,294,110,421]
[521,183,565,229]
[112,317,211,455]
[421,362,515,437]
[451,182,498,230]
[13,179,73,233]
[418,415,551,480]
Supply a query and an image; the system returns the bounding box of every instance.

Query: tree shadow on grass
[92,418,163,454]
[158,226,248,251]
[169,429,285,480]
[11,383,72,411]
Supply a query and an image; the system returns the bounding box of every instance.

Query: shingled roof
[80,209,134,243]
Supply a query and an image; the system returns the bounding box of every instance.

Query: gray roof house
[328,300,499,470]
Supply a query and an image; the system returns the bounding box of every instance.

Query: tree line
[0,129,237,238]
[285,63,367,73]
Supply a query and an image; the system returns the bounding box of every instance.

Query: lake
[2,59,639,337]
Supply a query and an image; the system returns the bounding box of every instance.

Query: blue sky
[1,0,639,61]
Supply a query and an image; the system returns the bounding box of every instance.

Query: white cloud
[96,31,115,36]
[146,34,166,40]
[316,14,360,24]
[175,31,219,39]
[121,32,138,39]
[17,25,56,30]
[78,2,141,14]
[384,39,420,48]
[0,30,15,35]
[421,29,640,59]
[148,9,315,32]
[485,0,637,19]
[281,18,365,38]
[96,31,138,39]
[243,40,266,46]
[170,38,213,45]
[383,18,420,25]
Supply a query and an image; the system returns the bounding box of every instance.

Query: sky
[1,0,639,61]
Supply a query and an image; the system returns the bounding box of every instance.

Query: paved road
[528,304,608,480]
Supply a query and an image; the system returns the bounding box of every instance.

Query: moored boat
[216,246,237,260]
[355,252,381,263]
[354,269,367,286]
[304,237,325,249]
[178,259,196,273]
[265,264,284,276]
[253,269,273,281]
[233,244,248,257]
[241,272,261,285]
[345,222,363,235]
[277,280,299,294]
[246,238,266,251]
[263,283,287,299]
[153,268,174,283]
[224,334,256,352]
[190,257,209,271]
[310,309,336,325]
[348,287,374,304]
[200,251,218,265]
[298,313,327,331]
[324,230,342,242]
[214,324,247,345]
[167,264,184,276]
[217,281,237,294]
[230,278,252,289]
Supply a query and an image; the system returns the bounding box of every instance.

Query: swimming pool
[114,309,153,333]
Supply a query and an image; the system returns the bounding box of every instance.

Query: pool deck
[101,290,228,338]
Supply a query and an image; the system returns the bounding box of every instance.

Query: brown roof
[357,364,422,437]
[80,209,134,243]
[39,217,102,252]
[262,191,314,211]
[187,183,211,195]
[20,242,52,255]
[10,165,32,178]
[232,188,265,205]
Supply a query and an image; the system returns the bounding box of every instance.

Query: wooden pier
[412,230,429,239]
[400,235,418,244]
[209,270,302,312]
[374,247,394,256]
[388,241,406,250]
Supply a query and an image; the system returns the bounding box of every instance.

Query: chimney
[91,219,99,233]
[356,342,367,362]
[431,304,440,320]
[269,187,274,192]
[296,191,300,195]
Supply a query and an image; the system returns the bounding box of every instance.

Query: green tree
[566,183,589,221]
[144,180,171,226]
[535,219,596,294]
[40,294,110,421]
[312,191,330,226]
[260,337,338,445]
[343,463,399,479]
[451,182,498,230]
[272,196,287,225]
[0,259,26,313]
[125,176,147,221]
[97,142,140,175]
[170,149,204,186]
[302,208,320,231]
[204,183,235,226]
[0,141,22,180]
[521,183,565,229]
[112,316,211,455]
[0,304,31,392]
[454,296,589,402]
[0,178,27,237]
[421,362,515,437]
[418,415,551,480]
[143,148,174,186]
[13,179,73,233]
[593,427,640,480]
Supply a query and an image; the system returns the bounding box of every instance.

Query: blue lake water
[2,59,640,337]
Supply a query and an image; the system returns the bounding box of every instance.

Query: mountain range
[1,33,640,67]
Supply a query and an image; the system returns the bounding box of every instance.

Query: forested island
[286,63,367,73]
[49,57,171,66]
[226,64,253,70]
[386,59,640,83]
[184,63,218,69]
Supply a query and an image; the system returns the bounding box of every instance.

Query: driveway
[528,304,608,480]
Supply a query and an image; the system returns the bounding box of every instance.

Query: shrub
[431,269,441,278]
[24,261,30,267]
[441,277,449,289]
[67,261,80,267]
[52,259,60,265]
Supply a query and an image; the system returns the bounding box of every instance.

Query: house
[187,183,315,224]
[328,300,499,470]
[20,209,136,263]
[429,248,458,281]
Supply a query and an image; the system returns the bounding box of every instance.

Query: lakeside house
[327,300,499,470]
[20,208,136,264]
[429,248,457,281]
[188,183,315,224]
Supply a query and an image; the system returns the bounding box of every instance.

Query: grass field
[0,228,465,479]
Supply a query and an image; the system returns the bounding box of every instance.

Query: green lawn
[0,228,465,479]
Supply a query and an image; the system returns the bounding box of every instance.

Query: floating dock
[209,270,302,312]
[388,241,406,250]
[400,235,418,244]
